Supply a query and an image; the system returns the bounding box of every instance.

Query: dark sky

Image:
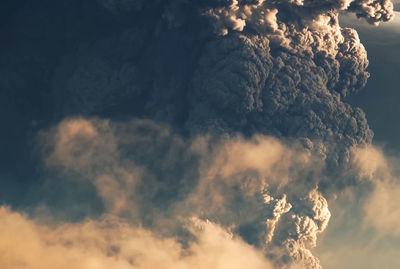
[343,11,400,152]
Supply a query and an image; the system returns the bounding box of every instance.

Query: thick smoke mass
[50,0,379,155]
[0,207,276,269]
[39,118,330,268]
[0,0,396,268]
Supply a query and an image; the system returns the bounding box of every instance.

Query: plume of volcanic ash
[1,0,395,268]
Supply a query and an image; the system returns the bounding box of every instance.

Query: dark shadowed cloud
[0,1,399,268]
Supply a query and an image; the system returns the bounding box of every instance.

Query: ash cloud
[0,0,397,268]
[314,144,400,269]
[0,207,275,269]
[39,118,330,268]
[46,0,376,152]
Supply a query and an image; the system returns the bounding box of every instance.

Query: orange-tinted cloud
[0,207,275,269]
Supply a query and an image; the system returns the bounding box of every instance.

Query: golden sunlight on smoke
[364,180,400,235]
[208,136,292,179]
[351,145,389,180]
[316,143,400,269]
[41,118,323,224]
[351,144,400,234]
[0,207,274,269]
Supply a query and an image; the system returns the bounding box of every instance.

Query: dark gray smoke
[0,0,395,268]
[55,1,377,143]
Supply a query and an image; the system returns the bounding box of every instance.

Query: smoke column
[0,0,395,268]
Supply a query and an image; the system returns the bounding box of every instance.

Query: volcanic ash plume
[0,0,396,268]
[34,118,332,268]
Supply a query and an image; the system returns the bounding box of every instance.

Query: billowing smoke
[54,0,381,155]
[0,0,396,268]
[38,118,332,268]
